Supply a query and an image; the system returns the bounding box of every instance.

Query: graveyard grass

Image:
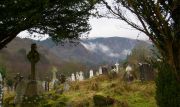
[4,73,156,107]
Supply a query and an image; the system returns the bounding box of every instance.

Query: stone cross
[79,71,84,81]
[89,69,94,78]
[99,67,103,75]
[27,43,40,80]
[115,62,119,73]
[71,73,75,81]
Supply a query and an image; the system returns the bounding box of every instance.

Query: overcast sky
[18,17,148,40]
[88,18,148,40]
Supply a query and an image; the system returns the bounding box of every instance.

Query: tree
[99,0,180,80]
[0,0,98,49]
[99,0,180,106]
[127,42,152,65]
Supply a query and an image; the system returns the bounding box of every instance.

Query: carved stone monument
[23,44,40,106]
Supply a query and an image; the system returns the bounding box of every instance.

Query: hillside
[0,37,150,80]
[38,37,149,65]
[4,73,157,107]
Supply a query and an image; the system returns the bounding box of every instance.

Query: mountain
[37,37,146,65]
[0,38,64,79]
[0,37,149,80]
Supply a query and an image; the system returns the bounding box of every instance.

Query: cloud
[121,49,131,55]
[81,42,121,58]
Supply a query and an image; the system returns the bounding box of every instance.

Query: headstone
[23,43,40,107]
[27,43,40,80]
[99,67,103,75]
[63,82,70,91]
[96,72,99,76]
[123,65,133,82]
[51,66,58,87]
[71,73,75,81]
[76,72,80,80]
[89,69,94,78]
[139,63,155,82]
[102,67,108,74]
[115,62,119,73]
[125,65,132,75]
[79,71,84,81]
[14,75,26,105]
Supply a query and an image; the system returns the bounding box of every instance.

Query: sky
[18,17,149,41]
[88,18,148,40]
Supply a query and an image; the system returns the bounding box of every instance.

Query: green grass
[4,74,157,107]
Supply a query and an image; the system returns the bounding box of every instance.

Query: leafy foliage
[0,0,98,49]
[99,0,180,77]
[0,66,6,79]
[155,62,180,107]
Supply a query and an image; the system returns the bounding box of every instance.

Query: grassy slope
[4,74,157,107]
[44,74,157,107]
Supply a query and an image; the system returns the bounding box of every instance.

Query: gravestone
[139,63,155,82]
[102,67,108,74]
[23,44,40,107]
[115,62,119,73]
[71,73,75,81]
[99,67,103,75]
[63,82,70,91]
[79,71,84,81]
[89,69,94,78]
[50,66,58,89]
[124,65,133,82]
[14,73,26,105]
[96,72,99,76]
[45,77,50,91]
[76,72,80,80]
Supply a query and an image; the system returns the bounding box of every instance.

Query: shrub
[93,95,114,106]
[155,63,180,107]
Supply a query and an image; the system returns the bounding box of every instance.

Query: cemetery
[0,0,179,107]
[0,43,158,107]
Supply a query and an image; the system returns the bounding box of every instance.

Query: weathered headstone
[76,72,80,80]
[79,71,84,81]
[115,62,119,73]
[23,43,40,107]
[125,65,132,74]
[89,69,94,78]
[63,82,70,91]
[51,66,58,89]
[96,72,99,76]
[27,44,40,81]
[139,63,155,82]
[102,67,108,74]
[99,67,103,75]
[14,73,26,105]
[71,73,75,81]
